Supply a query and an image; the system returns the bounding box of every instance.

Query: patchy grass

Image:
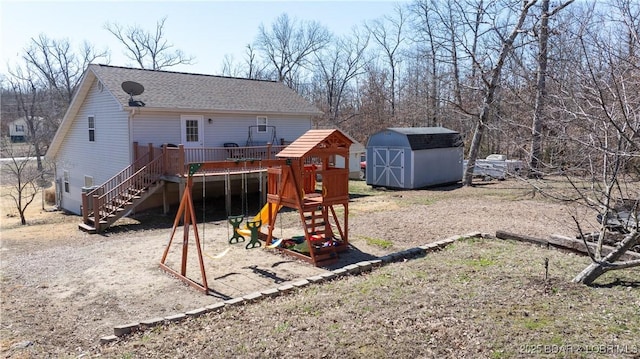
[100,239,640,358]
[361,235,394,249]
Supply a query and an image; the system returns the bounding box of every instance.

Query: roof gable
[277,129,353,159]
[90,64,321,115]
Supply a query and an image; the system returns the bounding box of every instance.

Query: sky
[0,0,405,76]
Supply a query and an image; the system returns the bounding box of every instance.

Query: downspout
[128,107,137,163]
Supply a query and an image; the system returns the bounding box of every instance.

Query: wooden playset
[159,129,353,293]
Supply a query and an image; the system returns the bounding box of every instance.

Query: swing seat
[266,238,283,249]
[204,247,231,260]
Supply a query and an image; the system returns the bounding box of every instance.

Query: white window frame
[257,116,268,133]
[63,171,70,193]
[88,116,95,142]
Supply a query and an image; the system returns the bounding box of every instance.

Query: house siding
[131,113,312,147]
[206,114,311,147]
[132,113,182,146]
[54,78,130,214]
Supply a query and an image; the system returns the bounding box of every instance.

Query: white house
[8,118,28,142]
[46,64,322,226]
[331,132,365,179]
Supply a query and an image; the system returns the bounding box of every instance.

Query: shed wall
[412,147,463,188]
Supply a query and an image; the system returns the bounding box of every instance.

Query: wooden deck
[133,142,287,178]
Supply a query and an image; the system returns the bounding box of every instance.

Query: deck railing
[91,154,165,226]
[133,142,286,176]
[81,150,164,225]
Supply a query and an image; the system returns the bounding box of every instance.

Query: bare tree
[5,65,47,171]
[408,0,446,126]
[220,44,269,79]
[462,0,539,186]
[365,5,407,118]
[105,16,194,70]
[554,0,640,284]
[313,27,369,126]
[529,0,575,175]
[1,138,50,225]
[23,34,108,107]
[3,36,106,172]
[255,13,331,89]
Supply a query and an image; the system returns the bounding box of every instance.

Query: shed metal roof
[370,127,463,151]
[387,127,459,135]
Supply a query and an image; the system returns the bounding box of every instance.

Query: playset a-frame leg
[159,177,209,293]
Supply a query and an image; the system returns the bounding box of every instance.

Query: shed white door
[371,147,405,188]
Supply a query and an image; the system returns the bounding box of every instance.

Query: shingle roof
[89,64,321,115]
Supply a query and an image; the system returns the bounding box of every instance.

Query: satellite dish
[121,81,144,96]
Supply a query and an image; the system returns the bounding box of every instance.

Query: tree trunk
[529,0,550,175]
[573,232,640,285]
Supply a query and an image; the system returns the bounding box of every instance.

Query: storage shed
[365,127,463,189]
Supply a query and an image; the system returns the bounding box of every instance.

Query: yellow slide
[237,203,282,236]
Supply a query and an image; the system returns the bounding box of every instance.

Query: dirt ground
[0,178,597,356]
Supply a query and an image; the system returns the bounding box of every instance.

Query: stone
[261,288,280,297]
[185,307,208,317]
[343,264,360,274]
[164,313,186,323]
[140,317,165,327]
[114,322,139,336]
[307,275,324,283]
[332,268,348,276]
[320,272,337,280]
[277,284,295,293]
[292,279,310,288]
[224,297,245,306]
[10,340,33,349]
[99,335,118,344]
[356,261,373,272]
[206,302,225,312]
[243,292,263,302]
[369,259,383,267]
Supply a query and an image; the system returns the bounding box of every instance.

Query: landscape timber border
[100,232,486,344]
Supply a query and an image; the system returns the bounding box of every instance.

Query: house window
[63,171,70,193]
[257,116,267,133]
[15,124,24,132]
[185,119,199,142]
[84,175,94,188]
[88,116,95,142]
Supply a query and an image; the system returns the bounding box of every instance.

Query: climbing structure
[267,129,353,266]
[159,129,353,293]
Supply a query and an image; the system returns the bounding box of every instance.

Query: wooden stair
[300,203,339,266]
[80,153,165,233]
[80,182,163,233]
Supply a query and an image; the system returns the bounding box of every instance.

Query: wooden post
[148,143,154,163]
[133,142,139,162]
[93,194,100,232]
[178,144,185,176]
[81,192,88,224]
[162,143,168,176]
[163,182,170,214]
